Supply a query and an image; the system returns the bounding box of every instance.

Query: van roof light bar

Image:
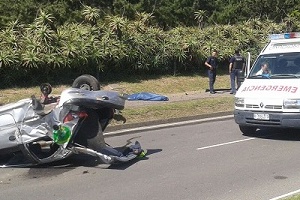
[269,32,300,40]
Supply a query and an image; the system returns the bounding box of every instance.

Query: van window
[249,53,300,78]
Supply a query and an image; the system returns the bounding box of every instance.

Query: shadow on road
[107,148,162,170]
[244,128,300,141]
[25,148,163,175]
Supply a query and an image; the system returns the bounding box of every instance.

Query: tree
[194,10,206,29]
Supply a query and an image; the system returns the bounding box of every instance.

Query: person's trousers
[230,69,243,93]
[208,69,216,92]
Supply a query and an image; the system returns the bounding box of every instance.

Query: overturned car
[0,75,146,167]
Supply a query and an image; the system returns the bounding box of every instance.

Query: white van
[234,32,300,135]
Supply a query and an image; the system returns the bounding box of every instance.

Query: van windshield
[249,53,300,78]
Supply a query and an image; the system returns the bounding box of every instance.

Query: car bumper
[234,110,300,128]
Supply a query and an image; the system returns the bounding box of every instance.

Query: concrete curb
[104,111,234,137]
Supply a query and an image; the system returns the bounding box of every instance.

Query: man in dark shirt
[204,50,218,94]
[229,49,245,94]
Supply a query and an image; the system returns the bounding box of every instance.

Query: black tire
[239,125,257,136]
[40,83,52,95]
[72,74,100,91]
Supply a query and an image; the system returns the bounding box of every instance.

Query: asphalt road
[1,117,300,200]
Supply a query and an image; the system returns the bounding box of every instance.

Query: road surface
[1,117,300,200]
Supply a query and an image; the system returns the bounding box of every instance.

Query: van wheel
[239,125,257,136]
[72,74,100,91]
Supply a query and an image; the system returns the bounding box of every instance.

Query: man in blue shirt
[204,50,218,94]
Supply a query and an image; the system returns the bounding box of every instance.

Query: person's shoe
[210,91,216,94]
[230,91,236,95]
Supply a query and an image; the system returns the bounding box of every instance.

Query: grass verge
[116,96,234,125]
[0,74,233,126]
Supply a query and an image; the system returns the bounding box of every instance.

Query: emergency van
[234,32,300,135]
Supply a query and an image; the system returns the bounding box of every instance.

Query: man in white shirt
[256,62,271,75]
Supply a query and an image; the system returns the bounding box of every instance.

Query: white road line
[269,189,300,200]
[197,138,255,150]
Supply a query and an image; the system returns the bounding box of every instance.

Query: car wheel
[239,125,257,136]
[72,74,100,91]
[40,83,52,95]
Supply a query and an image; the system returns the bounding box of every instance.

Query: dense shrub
[0,10,296,88]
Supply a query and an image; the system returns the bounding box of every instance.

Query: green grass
[285,196,300,200]
[112,74,231,94]
[118,97,234,125]
[0,74,233,125]
[1,74,231,103]
[0,85,69,105]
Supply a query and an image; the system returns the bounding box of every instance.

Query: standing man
[229,49,245,94]
[204,50,218,94]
